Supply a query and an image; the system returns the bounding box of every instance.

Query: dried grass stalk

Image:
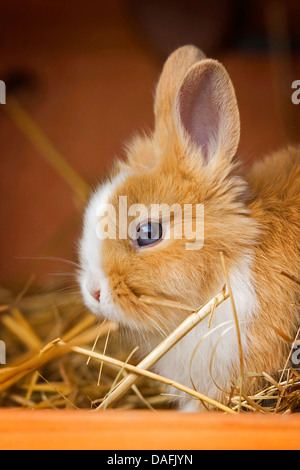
[98,287,229,410]
[0,321,117,392]
[71,345,236,414]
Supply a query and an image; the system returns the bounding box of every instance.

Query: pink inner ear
[178,67,223,161]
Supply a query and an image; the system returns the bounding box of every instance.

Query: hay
[0,284,172,410]
[0,283,299,414]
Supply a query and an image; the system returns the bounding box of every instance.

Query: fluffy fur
[79,45,300,410]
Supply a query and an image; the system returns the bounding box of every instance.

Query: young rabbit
[79,45,300,410]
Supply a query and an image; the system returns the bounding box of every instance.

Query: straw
[71,344,236,414]
[0,283,299,413]
[97,287,229,410]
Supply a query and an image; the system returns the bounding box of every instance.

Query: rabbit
[79,45,300,411]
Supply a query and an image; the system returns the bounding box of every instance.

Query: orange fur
[245,146,300,385]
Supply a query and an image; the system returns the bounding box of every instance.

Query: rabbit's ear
[154,45,206,136]
[175,59,240,162]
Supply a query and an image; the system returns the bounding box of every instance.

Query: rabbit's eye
[136,222,163,247]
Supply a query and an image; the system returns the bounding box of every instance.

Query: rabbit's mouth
[79,266,181,336]
[79,267,126,323]
[78,266,147,328]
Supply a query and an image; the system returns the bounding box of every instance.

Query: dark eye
[136,222,163,247]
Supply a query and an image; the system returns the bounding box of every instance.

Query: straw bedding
[0,283,299,414]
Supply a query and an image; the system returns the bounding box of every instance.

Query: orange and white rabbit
[79,45,300,410]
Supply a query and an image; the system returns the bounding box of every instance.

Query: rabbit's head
[79,45,258,334]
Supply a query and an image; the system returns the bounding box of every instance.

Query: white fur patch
[79,170,131,322]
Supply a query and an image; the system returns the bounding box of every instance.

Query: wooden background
[0,409,300,450]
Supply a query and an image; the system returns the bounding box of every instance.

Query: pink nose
[90,288,101,302]
[87,276,101,302]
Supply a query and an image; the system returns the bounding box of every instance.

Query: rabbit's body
[79,45,300,410]
[244,146,300,384]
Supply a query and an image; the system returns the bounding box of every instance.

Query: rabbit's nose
[90,288,101,302]
[87,277,101,302]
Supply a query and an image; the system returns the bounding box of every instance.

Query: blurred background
[0,0,300,289]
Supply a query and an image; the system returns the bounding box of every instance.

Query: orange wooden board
[0,409,299,450]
